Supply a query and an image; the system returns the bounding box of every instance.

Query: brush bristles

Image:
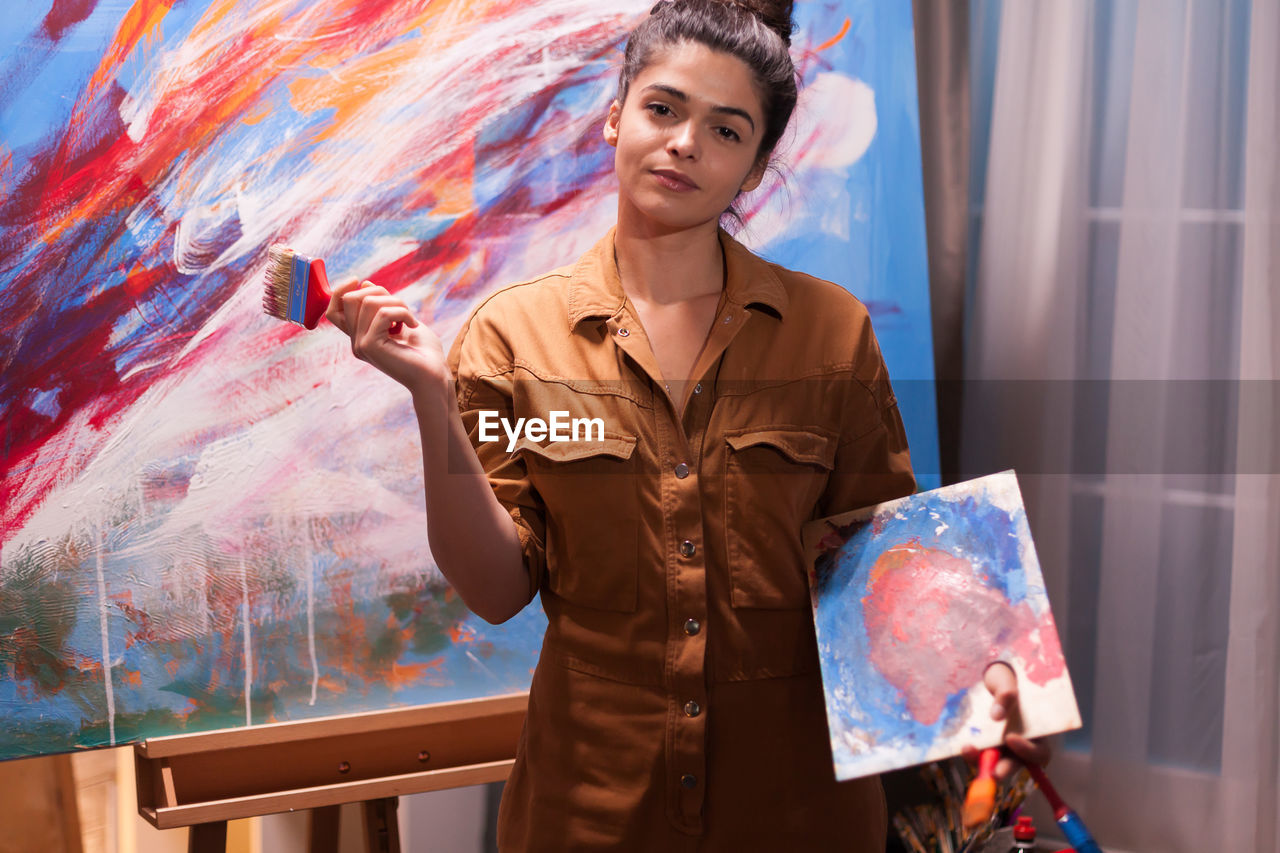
[262,244,297,320]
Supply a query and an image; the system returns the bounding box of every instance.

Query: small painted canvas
[802,471,1081,781]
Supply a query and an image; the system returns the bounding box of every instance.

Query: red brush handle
[1025,761,1068,819]
[977,747,1000,778]
[303,259,402,335]
[302,258,331,330]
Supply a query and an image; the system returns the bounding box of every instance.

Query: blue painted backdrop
[0,0,937,760]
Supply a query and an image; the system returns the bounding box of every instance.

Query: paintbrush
[961,747,1000,830]
[892,812,928,853]
[1025,761,1103,853]
[892,757,1036,853]
[262,245,332,329]
[262,245,402,334]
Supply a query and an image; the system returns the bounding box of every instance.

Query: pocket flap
[725,427,838,469]
[512,433,637,464]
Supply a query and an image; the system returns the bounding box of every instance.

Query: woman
[328,1,1045,848]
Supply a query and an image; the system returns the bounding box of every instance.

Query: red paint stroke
[1012,608,1067,685]
[1,2,624,547]
[6,624,100,696]
[42,0,100,41]
[139,468,192,505]
[41,0,101,42]
[112,592,160,648]
[862,541,1066,726]
[122,262,169,300]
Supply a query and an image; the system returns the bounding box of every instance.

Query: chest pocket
[515,433,641,611]
[724,426,838,609]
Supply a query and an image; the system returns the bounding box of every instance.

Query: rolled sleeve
[447,312,549,604]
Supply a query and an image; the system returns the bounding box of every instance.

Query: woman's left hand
[962,661,1052,779]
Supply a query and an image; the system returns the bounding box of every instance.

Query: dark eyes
[644,103,742,142]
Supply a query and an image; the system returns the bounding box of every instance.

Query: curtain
[1223,0,1280,846]
[964,1,1279,851]
[912,0,971,484]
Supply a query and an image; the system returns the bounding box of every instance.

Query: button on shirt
[445,227,915,851]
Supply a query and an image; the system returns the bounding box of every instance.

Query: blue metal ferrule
[1058,812,1103,853]
[288,252,311,325]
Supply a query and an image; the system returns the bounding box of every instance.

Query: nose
[667,121,699,160]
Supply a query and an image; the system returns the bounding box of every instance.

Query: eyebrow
[641,83,757,132]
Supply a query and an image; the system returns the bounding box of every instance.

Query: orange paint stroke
[403,144,476,217]
[815,18,851,52]
[288,35,477,217]
[867,539,923,586]
[447,622,476,644]
[85,0,178,102]
[287,39,419,141]
[46,0,479,242]
[317,675,346,694]
[241,103,273,126]
[386,656,444,690]
[0,146,11,196]
[191,0,238,35]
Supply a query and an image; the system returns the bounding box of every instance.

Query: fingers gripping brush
[262,245,401,333]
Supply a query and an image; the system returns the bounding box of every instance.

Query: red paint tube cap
[1013,815,1036,842]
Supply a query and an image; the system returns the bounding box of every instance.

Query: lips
[650,168,699,191]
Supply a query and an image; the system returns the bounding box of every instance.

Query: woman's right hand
[326,278,451,395]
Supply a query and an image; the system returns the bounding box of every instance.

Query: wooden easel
[133,692,526,852]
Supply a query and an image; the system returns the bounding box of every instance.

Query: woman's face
[604,41,767,233]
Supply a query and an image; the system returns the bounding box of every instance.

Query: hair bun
[725,0,795,47]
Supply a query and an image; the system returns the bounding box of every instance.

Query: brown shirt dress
[445,227,916,851]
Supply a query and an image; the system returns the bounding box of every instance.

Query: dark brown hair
[618,0,798,165]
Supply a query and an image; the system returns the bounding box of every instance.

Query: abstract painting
[803,471,1080,780]
[0,0,938,759]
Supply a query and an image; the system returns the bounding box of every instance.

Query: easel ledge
[134,692,527,830]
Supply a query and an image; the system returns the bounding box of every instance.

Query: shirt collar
[567,226,790,331]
